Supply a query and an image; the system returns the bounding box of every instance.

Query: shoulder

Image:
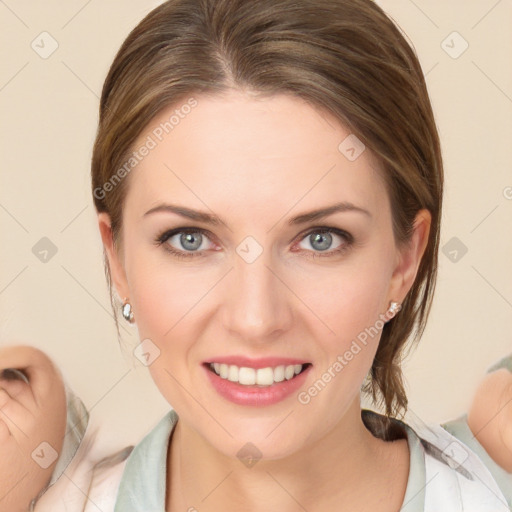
[83,447,133,512]
[83,411,179,512]
[113,410,178,512]
[33,416,134,512]
[442,413,512,507]
[405,415,509,511]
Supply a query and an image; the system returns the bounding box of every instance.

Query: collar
[114,409,178,512]
[114,408,426,512]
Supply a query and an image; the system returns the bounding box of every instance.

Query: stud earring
[387,301,402,319]
[121,298,135,324]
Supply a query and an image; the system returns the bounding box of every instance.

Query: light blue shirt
[114,409,427,511]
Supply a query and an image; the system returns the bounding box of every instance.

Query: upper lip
[204,356,311,369]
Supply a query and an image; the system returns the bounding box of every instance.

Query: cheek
[301,255,393,341]
[127,253,199,404]
[294,251,394,395]
[127,244,196,338]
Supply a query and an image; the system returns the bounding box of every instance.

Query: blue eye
[155,228,213,260]
[297,228,353,258]
[154,226,353,260]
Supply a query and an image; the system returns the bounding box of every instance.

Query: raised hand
[0,345,67,512]
[467,366,512,473]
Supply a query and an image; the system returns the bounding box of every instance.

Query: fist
[0,345,67,512]
[467,368,512,473]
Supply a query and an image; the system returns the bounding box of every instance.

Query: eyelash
[154,226,354,261]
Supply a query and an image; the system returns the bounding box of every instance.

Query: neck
[166,398,409,512]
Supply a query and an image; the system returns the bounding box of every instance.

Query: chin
[206,420,307,462]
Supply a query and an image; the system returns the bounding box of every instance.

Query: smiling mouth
[204,362,312,387]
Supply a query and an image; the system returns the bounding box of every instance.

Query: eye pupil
[181,232,202,251]
[310,232,332,251]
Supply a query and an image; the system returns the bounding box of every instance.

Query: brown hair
[91,0,443,420]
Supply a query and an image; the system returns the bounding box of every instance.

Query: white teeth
[273,365,285,383]
[284,365,295,380]
[209,363,306,387]
[256,367,274,385]
[227,365,239,382]
[239,367,256,385]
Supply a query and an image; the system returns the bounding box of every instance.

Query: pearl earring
[387,301,402,319]
[121,298,135,323]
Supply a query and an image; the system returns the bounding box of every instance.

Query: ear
[388,209,431,303]
[97,212,130,302]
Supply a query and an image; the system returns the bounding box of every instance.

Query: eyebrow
[143,201,371,226]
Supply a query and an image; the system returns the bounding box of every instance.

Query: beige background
[1,0,511,447]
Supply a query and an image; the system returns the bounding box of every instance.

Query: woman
[89,0,508,510]
[3,350,509,511]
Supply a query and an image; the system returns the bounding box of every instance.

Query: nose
[222,248,294,343]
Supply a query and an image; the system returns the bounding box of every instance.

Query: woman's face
[99,90,429,459]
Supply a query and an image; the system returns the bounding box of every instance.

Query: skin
[468,368,512,473]
[0,345,67,512]
[99,90,431,512]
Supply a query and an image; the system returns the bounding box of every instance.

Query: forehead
[125,90,388,223]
